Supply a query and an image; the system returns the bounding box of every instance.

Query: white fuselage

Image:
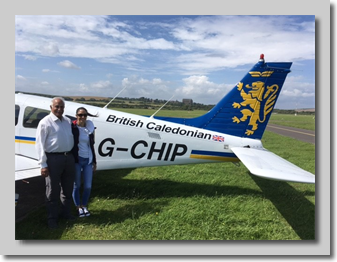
[15,93,264,171]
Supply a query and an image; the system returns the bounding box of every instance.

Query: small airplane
[15,54,315,204]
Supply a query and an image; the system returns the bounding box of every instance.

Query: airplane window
[15,105,20,126]
[23,107,50,128]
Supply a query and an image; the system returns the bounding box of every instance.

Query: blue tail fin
[155,54,292,140]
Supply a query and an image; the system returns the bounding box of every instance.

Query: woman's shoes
[78,208,85,218]
[82,206,90,217]
[78,207,90,217]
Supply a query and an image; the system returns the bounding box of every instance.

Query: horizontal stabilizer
[15,154,41,181]
[231,147,315,184]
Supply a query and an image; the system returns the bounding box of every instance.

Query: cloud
[16,75,26,80]
[40,42,59,56]
[91,80,112,89]
[121,76,171,99]
[23,55,37,61]
[15,15,315,72]
[175,75,231,104]
[42,69,59,73]
[15,15,315,107]
[57,60,81,70]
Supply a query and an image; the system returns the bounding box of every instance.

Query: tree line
[16,92,315,114]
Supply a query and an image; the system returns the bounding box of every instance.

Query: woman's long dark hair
[76,107,98,117]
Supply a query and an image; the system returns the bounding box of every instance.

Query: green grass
[269,114,315,131]
[15,129,315,240]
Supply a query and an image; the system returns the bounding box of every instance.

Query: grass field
[15,112,315,240]
[268,114,315,131]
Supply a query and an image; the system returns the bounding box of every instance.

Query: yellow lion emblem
[232,81,279,136]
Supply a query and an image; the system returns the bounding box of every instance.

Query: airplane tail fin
[156,54,292,140]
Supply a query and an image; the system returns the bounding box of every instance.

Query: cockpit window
[23,107,50,128]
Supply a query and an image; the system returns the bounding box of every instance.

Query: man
[36,97,76,229]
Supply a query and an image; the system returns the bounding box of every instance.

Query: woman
[71,107,97,217]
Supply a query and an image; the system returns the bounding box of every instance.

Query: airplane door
[16,106,50,159]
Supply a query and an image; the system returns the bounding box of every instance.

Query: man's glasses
[77,114,87,118]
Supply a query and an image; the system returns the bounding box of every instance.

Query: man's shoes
[48,220,59,229]
[82,206,90,217]
[78,208,85,218]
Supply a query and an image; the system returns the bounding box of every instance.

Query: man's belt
[46,151,71,156]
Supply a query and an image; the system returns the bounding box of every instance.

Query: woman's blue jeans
[72,156,93,207]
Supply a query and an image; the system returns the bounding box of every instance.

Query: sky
[15,15,315,109]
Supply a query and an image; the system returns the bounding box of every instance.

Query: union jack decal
[212,135,224,142]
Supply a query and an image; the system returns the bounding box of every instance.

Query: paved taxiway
[266,124,315,145]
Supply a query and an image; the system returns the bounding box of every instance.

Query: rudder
[155,54,292,140]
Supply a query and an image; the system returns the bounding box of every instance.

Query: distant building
[182,99,193,105]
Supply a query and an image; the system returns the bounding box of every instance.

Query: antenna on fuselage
[103,86,128,109]
[150,95,175,119]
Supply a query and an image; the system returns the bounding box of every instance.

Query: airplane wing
[15,154,41,181]
[231,147,315,184]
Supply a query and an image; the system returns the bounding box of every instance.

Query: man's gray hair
[51,97,66,106]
